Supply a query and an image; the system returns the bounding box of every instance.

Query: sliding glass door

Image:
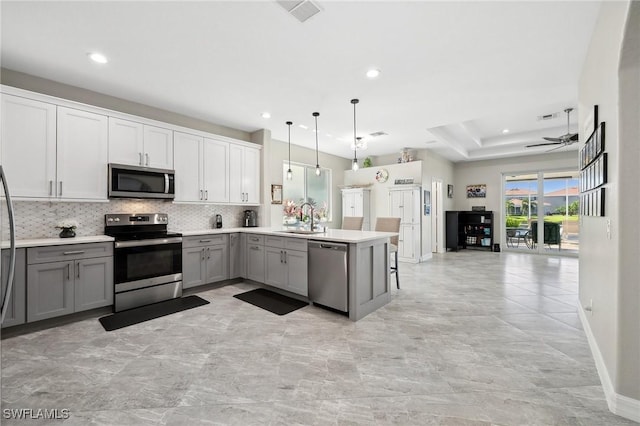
[503,170,579,255]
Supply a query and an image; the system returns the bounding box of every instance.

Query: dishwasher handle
[308,241,347,252]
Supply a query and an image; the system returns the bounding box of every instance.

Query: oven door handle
[115,237,182,248]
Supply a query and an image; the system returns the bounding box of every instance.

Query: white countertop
[2,227,394,249]
[2,235,115,249]
[177,227,397,244]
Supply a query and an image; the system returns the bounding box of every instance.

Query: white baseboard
[578,305,640,423]
[420,253,432,262]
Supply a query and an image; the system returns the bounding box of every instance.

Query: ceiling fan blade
[526,141,563,148]
[546,144,567,153]
[543,136,563,142]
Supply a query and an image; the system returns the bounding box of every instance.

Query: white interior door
[432,179,444,253]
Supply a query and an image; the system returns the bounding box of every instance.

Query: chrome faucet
[299,202,315,231]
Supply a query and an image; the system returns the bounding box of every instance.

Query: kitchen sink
[276,229,326,234]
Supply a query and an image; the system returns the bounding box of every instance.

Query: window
[282,162,331,223]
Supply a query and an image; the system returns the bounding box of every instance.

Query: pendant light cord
[314,114,319,166]
[288,122,292,170]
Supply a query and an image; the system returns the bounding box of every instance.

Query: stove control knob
[114,218,120,222]
[107,218,114,222]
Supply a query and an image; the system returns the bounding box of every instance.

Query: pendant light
[313,112,321,176]
[351,98,360,171]
[286,121,293,180]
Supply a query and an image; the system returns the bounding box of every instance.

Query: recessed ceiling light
[366,68,380,79]
[261,112,271,119]
[88,52,108,64]
[299,124,308,130]
[502,128,510,134]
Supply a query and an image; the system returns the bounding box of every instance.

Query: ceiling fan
[526,108,578,149]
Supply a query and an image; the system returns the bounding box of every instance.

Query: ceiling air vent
[369,131,388,137]
[537,112,559,121]
[277,0,322,23]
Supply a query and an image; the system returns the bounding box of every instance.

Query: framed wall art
[466,184,486,198]
[271,184,282,204]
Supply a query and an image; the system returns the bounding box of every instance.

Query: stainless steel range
[105,213,182,312]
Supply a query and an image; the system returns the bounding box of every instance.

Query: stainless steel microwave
[108,164,175,200]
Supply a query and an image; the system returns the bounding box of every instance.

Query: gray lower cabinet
[1,248,26,328]
[264,237,308,297]
[246,235,265,282]
[229,233,244,279]
[182,235,229,289]
[27,243,114,323]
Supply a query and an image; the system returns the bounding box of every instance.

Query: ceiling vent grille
[369,131,388,137]
[537,112,559,121]
[277,0,322,23]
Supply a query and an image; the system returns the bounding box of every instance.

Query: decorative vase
[59,228,76,238]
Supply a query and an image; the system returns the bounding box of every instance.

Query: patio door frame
[502,168,579,258]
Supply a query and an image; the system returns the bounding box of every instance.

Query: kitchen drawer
[28,242,113,264]
[182,234,228,249]
[284,237,308,252]
[246,234,264,245]
[264,235,285,248]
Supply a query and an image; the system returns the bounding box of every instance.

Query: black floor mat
[233,288,307,315]
[99,295,210,331]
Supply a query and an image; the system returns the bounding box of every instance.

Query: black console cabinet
[446,211,494,251]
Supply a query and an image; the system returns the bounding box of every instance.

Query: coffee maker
[243,210,258,227]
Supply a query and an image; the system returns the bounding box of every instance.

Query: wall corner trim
[578,305,640,423]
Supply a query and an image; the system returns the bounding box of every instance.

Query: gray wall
[263,137,351,229]
[579,0,640,407]
[1,68,251,142]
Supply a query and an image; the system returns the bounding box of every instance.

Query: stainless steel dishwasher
[308,241,348,312]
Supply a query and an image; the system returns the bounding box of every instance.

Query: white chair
[374,217,401,289]
[342,216,364,230]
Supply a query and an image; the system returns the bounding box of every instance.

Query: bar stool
[374,217,401,289]
[341,216,364,230]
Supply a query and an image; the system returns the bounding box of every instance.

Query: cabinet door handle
[199,239,211,243]
[49,180,53,196]
[59,181,63,196]
[139,152,143,165]
[250,246,259,250]
[284,251,287,264]
[201,248,205,260]
[145,153,149,166]
[207,247,211,259]
[205,190,208,200]
[200,190,203,200]
[63,250,85,255]
[77,262,80,279]
[66,263,71,280]
[280,250,283,263]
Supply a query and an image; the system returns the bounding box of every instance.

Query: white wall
[453,151,577,245]
[578,0,639,417]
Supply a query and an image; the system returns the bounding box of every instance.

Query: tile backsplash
[8,200,260,239]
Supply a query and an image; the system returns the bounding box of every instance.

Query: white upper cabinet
[174,133,231,203]
[203,138,229,203]
[1,87,260,204]
[0,94,57,198]
[0,96,107,201]
[229,144,260,204]
[108,117,173,169]
[174,131,203,202]
[57,107,108,200]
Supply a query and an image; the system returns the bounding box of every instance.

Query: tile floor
[1,251,637,425]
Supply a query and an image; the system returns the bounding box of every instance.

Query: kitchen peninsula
[181,227,397,321]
